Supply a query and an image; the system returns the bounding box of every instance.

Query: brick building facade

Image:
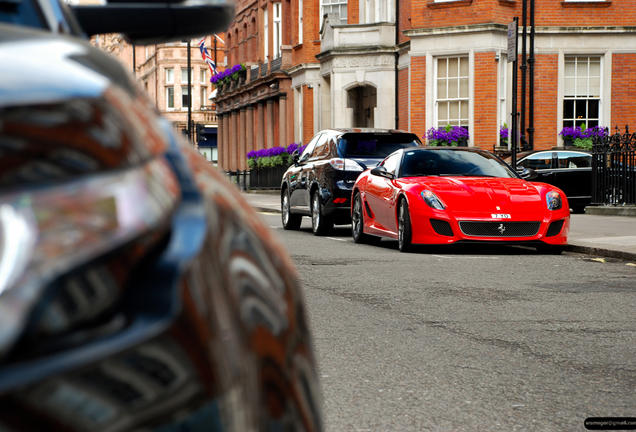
[215,0,636,168]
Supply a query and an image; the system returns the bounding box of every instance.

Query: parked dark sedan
[280,128,424,235]
[507,149,592,213]
[0,0,323,431]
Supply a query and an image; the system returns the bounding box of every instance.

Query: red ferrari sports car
[351,147,570,253]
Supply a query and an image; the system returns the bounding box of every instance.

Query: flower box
[426,125,470,147]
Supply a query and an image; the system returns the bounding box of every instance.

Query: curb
[585,206,636,217]
[564,244,636,262]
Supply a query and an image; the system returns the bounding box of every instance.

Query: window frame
[166,68,174,84]
[321,0,348,24]
[562,55,602,131]
[166,86,175,111]
[180,67,194,83]
[434,56,470,131]
[273,2,282,59]
[181,86,190,110]
[263,7,269,62]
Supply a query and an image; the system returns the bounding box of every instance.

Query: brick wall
[412,0,634,30]
[409,56,426,139]
[612,54,636,132]
[398,67,409,131]
[473,52,498,149]
[303,85,314,143]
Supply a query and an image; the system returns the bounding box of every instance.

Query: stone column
[239,106,247,171]
[257,101,265,150]
[223,112,230,171]
[217,113,224,171]
[279,94,287,148]
[246,105,255,156]
[230,110,238,171]
[266,99,274,148]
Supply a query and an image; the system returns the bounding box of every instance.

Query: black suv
[281,128,424,234]
[0,0,323,431]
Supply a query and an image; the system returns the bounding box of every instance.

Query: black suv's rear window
[338,133,422,158]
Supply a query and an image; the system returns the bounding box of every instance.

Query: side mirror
[370,166,395,179]
[292,149,300,166]
[519,167,538,180]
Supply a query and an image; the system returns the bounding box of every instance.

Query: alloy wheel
[312,193,320,232]
[352,195,362,240]
[282,193,290,225]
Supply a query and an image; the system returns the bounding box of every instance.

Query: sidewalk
[240,191,636,262]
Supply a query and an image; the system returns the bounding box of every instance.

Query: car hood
[404,176,547,213]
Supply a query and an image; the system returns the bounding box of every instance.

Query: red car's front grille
[458,221,541,237]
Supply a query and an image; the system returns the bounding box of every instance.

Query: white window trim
[181,86,191,111]
[557,51,609,147]
[433,56,470,127]
[166,68,174,84]
[180,67,194,83]
[166,86,175,111]
[425,51,474,143]
[298,0,303,44]
[273,2,282,59]
[264,8,269,63]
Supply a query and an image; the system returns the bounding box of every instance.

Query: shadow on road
[302,225,552,256]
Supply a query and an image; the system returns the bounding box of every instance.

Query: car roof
[320,128,416,135]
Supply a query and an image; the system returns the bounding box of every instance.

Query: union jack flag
[198,37,219,75]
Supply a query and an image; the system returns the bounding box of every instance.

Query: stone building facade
[93,35,225,163]
[217,0,636,163]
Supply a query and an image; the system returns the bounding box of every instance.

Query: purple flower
[500,126,509,140]
[426,126,469,145]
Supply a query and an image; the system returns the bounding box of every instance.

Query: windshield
[400,149,518,178]
[338,133,422,158]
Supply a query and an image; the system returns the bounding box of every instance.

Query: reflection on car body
[0,0,323,430]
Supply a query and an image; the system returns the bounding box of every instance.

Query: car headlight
[0,158,179,357]
[421,190,445,210]
[546,190,562,210]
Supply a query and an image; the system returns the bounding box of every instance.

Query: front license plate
[491,214,511,219]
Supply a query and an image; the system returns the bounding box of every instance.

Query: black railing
[226,171,249,191]
[250,66,259,82]
[249,166,287,190]
[592,126,636,206]
[261,63,268,77]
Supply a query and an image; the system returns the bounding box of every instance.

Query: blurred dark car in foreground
[0,0,323,431]
[506,149,592,213]
[280,128,424,235]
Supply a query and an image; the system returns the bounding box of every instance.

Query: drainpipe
[528,0,535,150]
[394,0,400,129]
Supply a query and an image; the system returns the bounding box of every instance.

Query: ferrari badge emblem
[498,223,506,234]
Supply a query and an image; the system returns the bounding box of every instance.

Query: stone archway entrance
[347,86,377,128]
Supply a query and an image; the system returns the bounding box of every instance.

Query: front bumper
[409,207,570,246]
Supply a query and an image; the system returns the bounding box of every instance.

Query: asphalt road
[258,212,636,432]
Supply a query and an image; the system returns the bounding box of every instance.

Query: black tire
[397,198,413,252]
[536,244,564,255]
[352,193,381,245]
[311,191,333,236]
[281,188,302,230]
